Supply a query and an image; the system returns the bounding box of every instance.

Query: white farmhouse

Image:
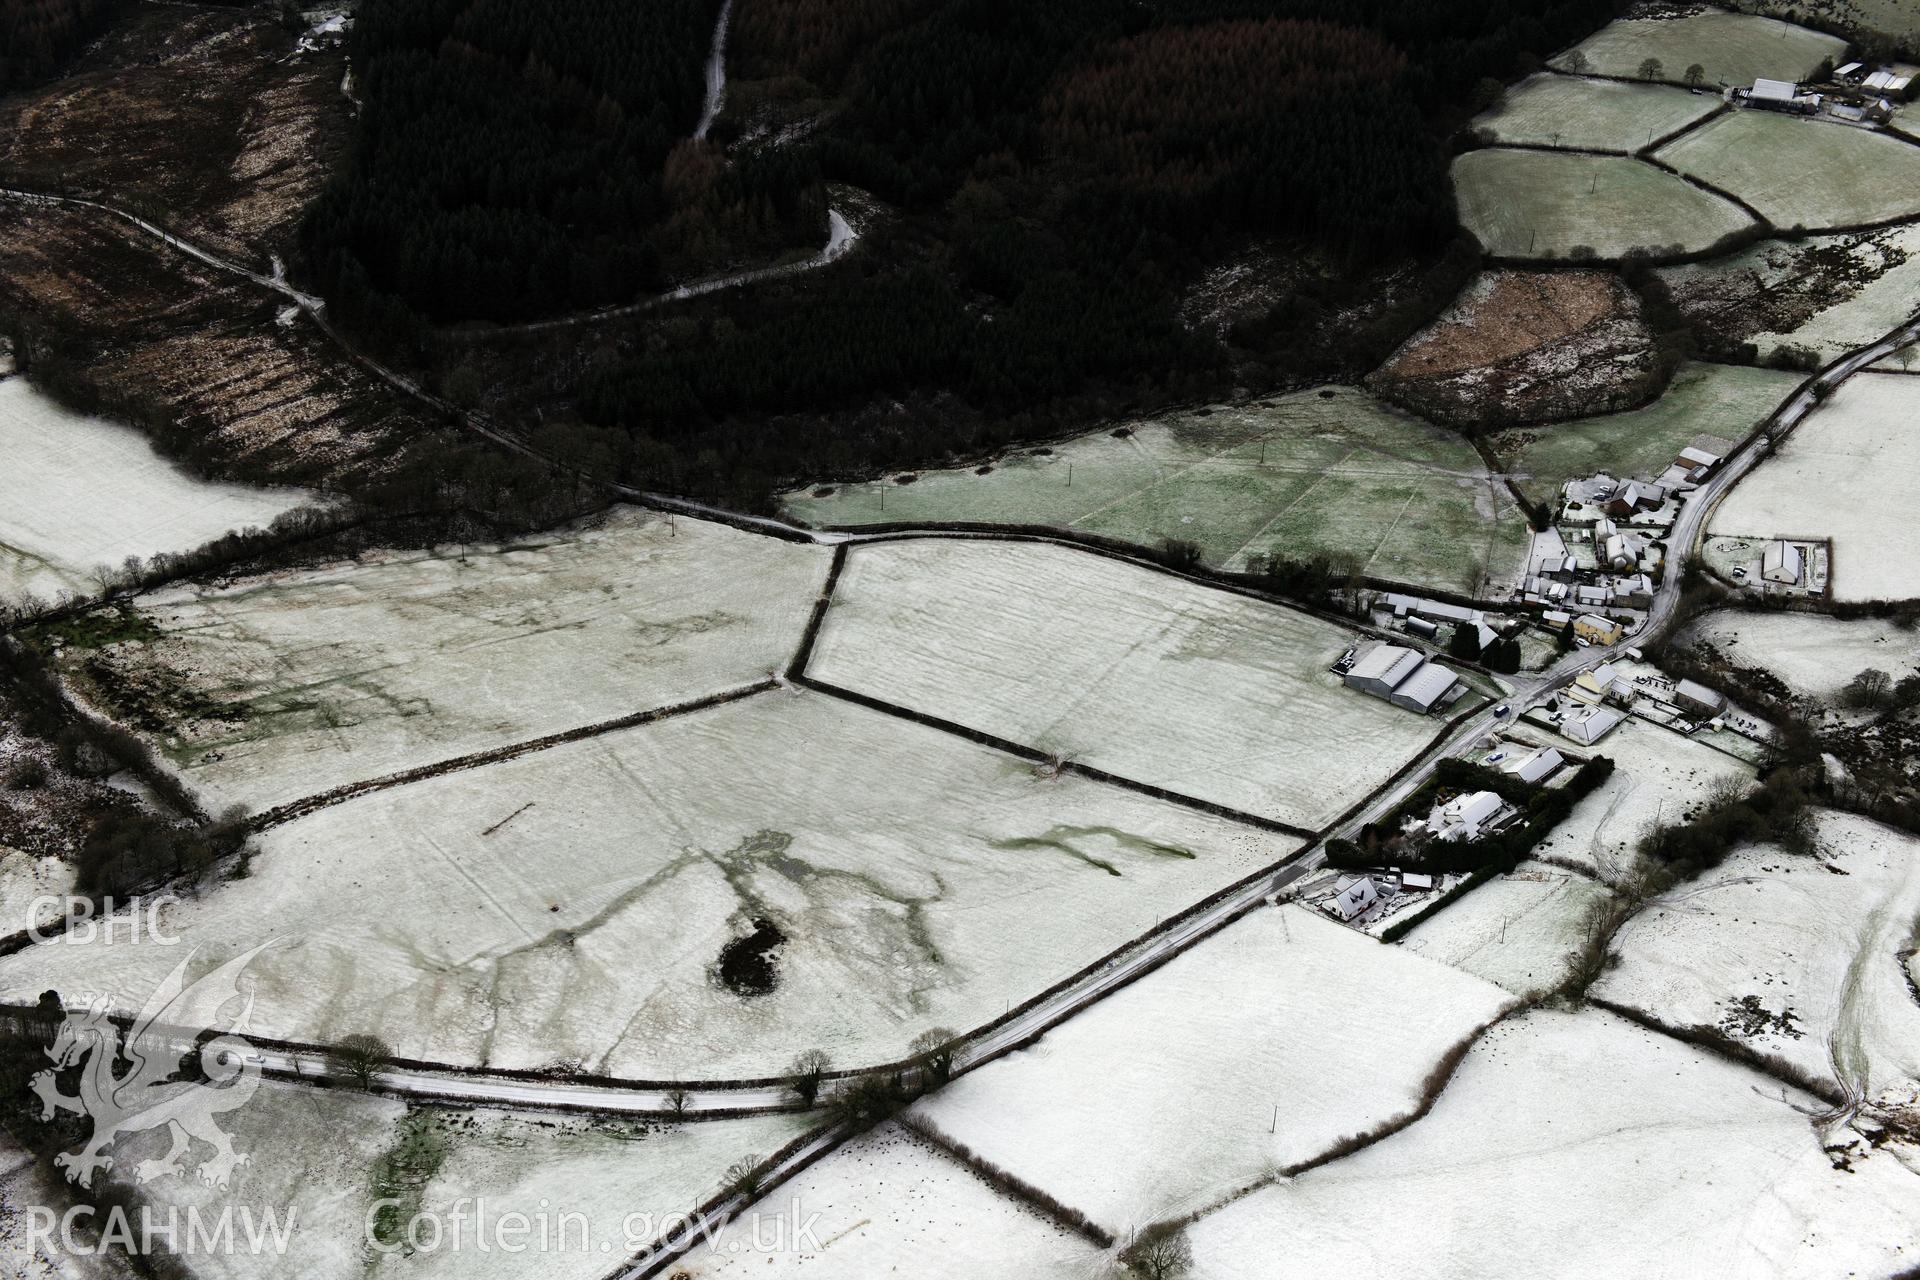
[1762,540,1803,585]
[1329,876,1380,922]
[1426,790,1505,843]
[1501,745,1566,784]
[1561,704,1624,745]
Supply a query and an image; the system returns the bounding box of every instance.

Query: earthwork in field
[806,539,1454,831]
[785,386,1531,596]
[1550,11,1846,85]
[40,507,831,812]
[113,1077,806,1280]
[0,378,311,606]
[0,689,1297,1079]
[1451,148,1756,261]
[1709,372,1920,601]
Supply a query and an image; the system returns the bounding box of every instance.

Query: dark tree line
[306,0,1622,502]
[298,0,822,327]
[0,0,119,94]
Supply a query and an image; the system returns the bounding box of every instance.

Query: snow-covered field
[1395,862,1615,999]
[0,378,309,606]
[911,908,1515,1231]
[1551,11,1845,85]
[0,1137,137,1279]
[1678,608,1920,702]
[0,846,75,939]
[91,1077,804,1280]
[808,539,1449,830]
[1452,149,1756,260]
[1185,1008,1920,1279]
[1595,810,1920,1113]
[55,507,831,812]
[1658,110,1920,231]
[1474,74,1719,152]
[679,1123,1112,1279]
[404,1109,808,1280]
[1530,718,1756,882]
[1710,372,1920,601]
[0,690,1295,1079]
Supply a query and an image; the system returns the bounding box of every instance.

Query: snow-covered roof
[1390,662,1462,712]
[1762,539,1803,583]
[1837,61,1863,78]
[1382,594,1481,625]
[1331,876,1379,920]
[1502,746,1566,784]
[1564,706,1624,744]
[1579,662,1618,690]
[1751,78,1798,101]
[1673,679,1727,714]
[1349,643,1422,686]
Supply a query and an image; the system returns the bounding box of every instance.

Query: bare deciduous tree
[328,1033,391,1091]
[1131,1225,1193,1279]
[790,1048,831,1106]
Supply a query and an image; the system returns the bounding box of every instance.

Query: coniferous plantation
[298,0,1622,508]
[300,0,823,327]
[0,0,120,93]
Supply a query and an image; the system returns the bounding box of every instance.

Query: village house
[1328,875,1380,922]
[1501,745,1566,784]
[1424,789,1506,843]
[1673,679,1728,719]
[1574,614,1625,646]
[1762,539,1803,586]
[1570,662,1618,705]
[1561,704,1625,745]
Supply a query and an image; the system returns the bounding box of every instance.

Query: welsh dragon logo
[30,945,272,1190]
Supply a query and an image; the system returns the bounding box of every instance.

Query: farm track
[5,173,1920,1275]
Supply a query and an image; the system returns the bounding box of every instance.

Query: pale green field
[1489,361,1801,496]
[1452,149,1756,260]
[1657,109,1920,230]
[785,386,1531,595]
[1551,12,1846,85]
[1475,74,1721,152]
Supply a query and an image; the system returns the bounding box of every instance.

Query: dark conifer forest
[300,0,1621,500]
[0,0,120,93]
